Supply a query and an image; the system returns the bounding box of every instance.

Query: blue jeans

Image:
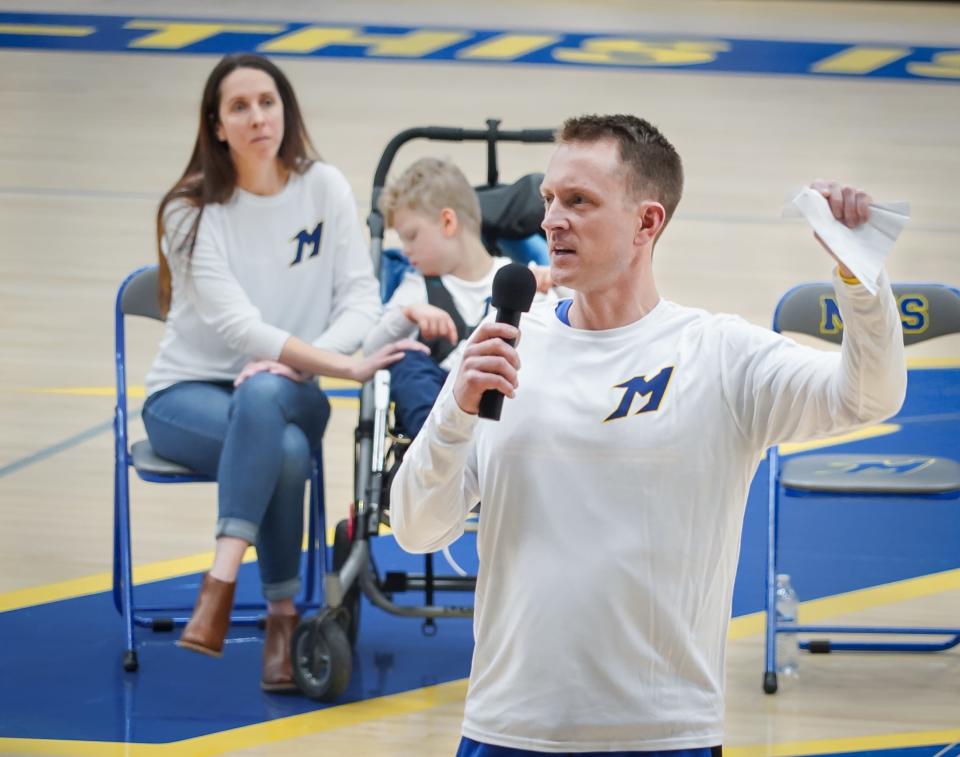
[142,373,330,600]
[389,350,449,438]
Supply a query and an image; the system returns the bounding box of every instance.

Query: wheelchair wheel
[291,614,352,702]
[332,518,361,647]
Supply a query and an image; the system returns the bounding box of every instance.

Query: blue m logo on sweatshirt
[290,223,323,266]
[604,366,675,422]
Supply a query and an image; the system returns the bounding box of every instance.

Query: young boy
[363,157,551,438]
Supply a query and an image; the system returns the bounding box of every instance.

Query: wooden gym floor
[0,1,958,754]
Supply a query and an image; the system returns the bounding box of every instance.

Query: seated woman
[142,53,424,692]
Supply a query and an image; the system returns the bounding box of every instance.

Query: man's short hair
[379,157,482,236]
[559,114,684,228]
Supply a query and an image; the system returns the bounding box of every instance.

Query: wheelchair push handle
[514,128,556,142]
[370,120,556,197]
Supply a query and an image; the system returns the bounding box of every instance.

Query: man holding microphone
[390,114,906,756]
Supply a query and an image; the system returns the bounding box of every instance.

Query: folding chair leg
[797,627,960,653]
[112,449,122,616]
[115,450,138,672]
[763,448,780,694]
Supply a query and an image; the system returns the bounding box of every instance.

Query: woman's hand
[349,339,430,383]
[234,359,308,387]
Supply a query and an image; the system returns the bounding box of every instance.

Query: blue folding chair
[113,265,327,672]
[763,281,960,694]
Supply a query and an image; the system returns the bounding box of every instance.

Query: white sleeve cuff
[432,388,479,444]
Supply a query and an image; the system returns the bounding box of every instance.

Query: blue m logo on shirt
[604,366,675,422]
[290,223,323,266]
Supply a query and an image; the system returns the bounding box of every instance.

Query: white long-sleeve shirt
[146,162,381,395]
[390,270,906,752]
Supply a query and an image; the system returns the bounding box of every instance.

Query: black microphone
[478,263,538,421]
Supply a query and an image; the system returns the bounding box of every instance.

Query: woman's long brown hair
[156,54,318,315]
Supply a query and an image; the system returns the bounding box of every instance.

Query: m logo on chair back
[832,458,935,476]
[819,294,930,337]
[775,282,959,347]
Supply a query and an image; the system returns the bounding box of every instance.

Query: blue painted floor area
[0,537,477,743]
[0,369,957,745]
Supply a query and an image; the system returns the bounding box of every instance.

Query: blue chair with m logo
[763,281,960,694]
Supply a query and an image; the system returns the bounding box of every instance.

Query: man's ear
[635,201,666,246]
[440,207,460,237]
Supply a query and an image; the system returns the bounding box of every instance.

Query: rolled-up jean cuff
[216,517,258,544]
[262,577,301,602]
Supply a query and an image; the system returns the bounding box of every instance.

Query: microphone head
[491,262,538,312]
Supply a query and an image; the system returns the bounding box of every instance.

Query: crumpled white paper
[782,186,910,295]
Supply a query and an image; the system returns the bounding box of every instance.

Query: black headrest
[476,173,544,241]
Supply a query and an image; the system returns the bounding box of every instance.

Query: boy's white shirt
[363,257,554,372]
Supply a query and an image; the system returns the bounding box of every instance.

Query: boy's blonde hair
[379,157,482,236]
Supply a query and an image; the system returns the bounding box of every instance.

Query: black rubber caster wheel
[291,614,352,702]
[123,650,139,672]
[763,671,778,694]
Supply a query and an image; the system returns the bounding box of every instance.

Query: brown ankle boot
[261,613,300,692]
[177,573,236,657]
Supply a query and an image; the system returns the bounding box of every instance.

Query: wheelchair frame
[344,117,554,614]
[295,121,555,700]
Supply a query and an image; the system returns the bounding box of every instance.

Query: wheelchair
[290,119,555,702]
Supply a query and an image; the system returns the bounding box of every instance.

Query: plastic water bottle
[775,573,800,679]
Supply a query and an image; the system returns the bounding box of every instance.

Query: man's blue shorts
[456,737,721,757]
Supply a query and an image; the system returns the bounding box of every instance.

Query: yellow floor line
[728,727,960,757]
[15,520,947,618]
[1,554,957,754]
[3,358,955,399]
[727,566,960,641]
[9,385,360,410]
[796,566,960,623]
[0,529,339,613]
[780,423,899,455]
[0,679,469,756]
[4,681,959,756]
[907,357,960,369]
[19,385,122,397]
[10,377,361,399]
